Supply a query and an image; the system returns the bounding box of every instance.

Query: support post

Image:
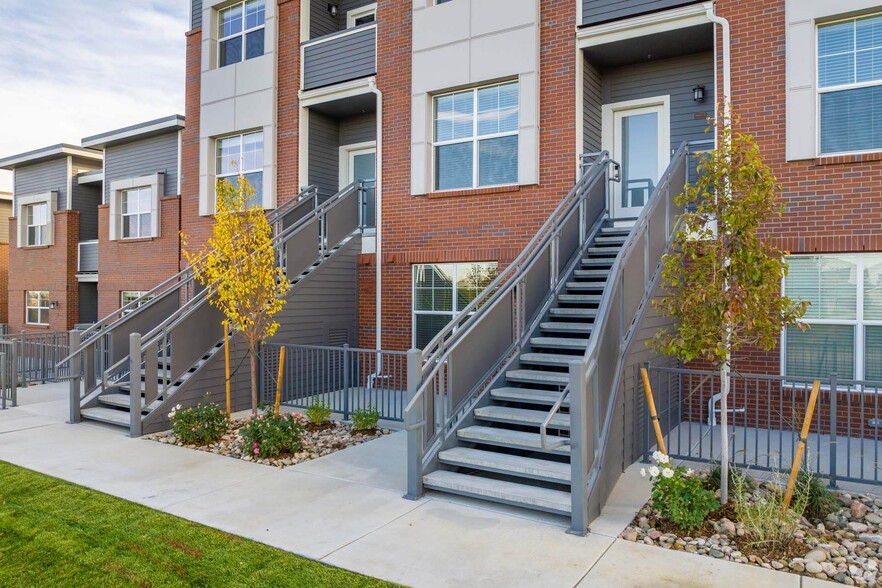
[641,365,667,455]
[223,320,231,416]
[0,352,5,410]
[568,359,590,536]
[829,373,838,489]
[69,330,81,423]
[129,333,142,438]
[783,380,821,510]
[343,344,350,420]
[274,346,285,415]
[404,348,423,500]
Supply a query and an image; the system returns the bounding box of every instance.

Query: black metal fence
[0,331,70,385]
[0,341,16,408]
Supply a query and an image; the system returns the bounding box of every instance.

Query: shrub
[351,406,380,432]
[168,398,229,445]
[704,463,755,494]
[794,469,839,521]
[732,468,811,550]
[306,401,333,426]
[643,452,718,531]
[239,408,304,458]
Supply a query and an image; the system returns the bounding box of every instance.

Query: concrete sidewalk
[0,383,833,587]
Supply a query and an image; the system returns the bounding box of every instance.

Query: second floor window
[216,131,264,207]
[121,187,152,239]
[25,202,49,246]
[433,81,519,191]
[218,0,265,68]
[818,13,882,155]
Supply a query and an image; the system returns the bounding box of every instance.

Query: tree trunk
[719,358,730,505]
[250,351,258,416]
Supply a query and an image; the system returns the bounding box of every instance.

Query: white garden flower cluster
[639,451,690,480]
[167,403,183,419]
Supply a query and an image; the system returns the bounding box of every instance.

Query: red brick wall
[96,198,181,318]
[0,243,9,323]
[7,212,79,332]
[277,0,300,206]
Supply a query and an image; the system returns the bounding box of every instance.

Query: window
[121,291,156,314]
[817,13,882,155]
[26,291,49,325]
[25,203,49,246]
[120,187,152,239]
[216,131,264,207]
[412,262,498,348]
[347,3,376,27]
[218,0,265,68]
[783,254,882,380]
[433,81,519,191]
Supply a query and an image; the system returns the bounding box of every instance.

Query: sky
[0,0,188,193]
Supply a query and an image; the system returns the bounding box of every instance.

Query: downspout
[706,4,731,123]
[368,79,383,356]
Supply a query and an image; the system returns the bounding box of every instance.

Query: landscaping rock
[850,522,871,534]
[806,561,824,575]
[853,501,870,519]
[806,549,828,563]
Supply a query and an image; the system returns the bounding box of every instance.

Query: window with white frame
[121,291,155,314]
[216,131,264,207]
[783,254,882,381]
[218,0,265,68]
[26,291,49,325]
[817,13,882,155]
[347,3,376,27]
[120,187,152,239]
[433,81,519,191]
[412,262,498,348]
[25,203,49,246]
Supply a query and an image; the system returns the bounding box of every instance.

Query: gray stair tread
[99,393,144,410]
[565,282,605,290]
[423,470,571,514]
[439,447,571,482]
[549,308,598,317]
[573,269,609,277]
[530,337,590,350]
[594,236,626,244]
[492,387,571,406]
[81,406,130,427]
[587,247,621,254]
[475,405,570,429]
[458,425,570,454]
[558,294,601,302]
[520,353,582,366]
[540,322,594,333]
[600,227,631,236]
[581,259,615,266]
[506,369,568,385]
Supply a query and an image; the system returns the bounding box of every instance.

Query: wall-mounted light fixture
[693,85,706,103]
[328,3,339,17]
[49,301,58,310]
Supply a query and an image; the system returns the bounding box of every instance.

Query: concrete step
[491,386,571,406]
[549,307,598,318]
[81,406,130,427]
[505,369,568,386]
[520,353,582,367]
[458,425,571,455]
[438,447,571,484]
[423,470,571,515]
[475,405,570,430]
[558,294,602,303]
[529,337,589,350]
[540,322,594,334]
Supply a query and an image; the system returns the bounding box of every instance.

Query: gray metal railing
[260,343,408,421]
[645,365,882,489]
[0,342,16,408]
[0,330,69,384]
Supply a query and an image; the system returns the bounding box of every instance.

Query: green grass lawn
[0,461,398,587]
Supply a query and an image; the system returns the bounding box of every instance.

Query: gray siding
[309,111,341,198]
[191,0,202,30]
[582,0,701,26]
[14,158,69,211]
[340,112,376,145]
[310,0,375,38]
[583,61,602,154]
[78,282,98,324]
[601,52,715,154]
[303,26,376,90]
[78,240,98,273]
[71,182,101,241]
[104,132,180,204]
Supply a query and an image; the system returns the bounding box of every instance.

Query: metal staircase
[61,182,368,433]
[405,143,696,534]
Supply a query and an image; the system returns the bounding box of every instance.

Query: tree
[650,113,808,504]
[182,174,289,416]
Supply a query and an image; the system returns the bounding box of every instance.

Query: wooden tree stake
[223,321,231,416]
[783,380,821,510]
[274,346,286,415]
[641,367,667,456]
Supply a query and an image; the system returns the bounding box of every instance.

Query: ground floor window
[121,291,155,314]
[412,262,498,349]
[26,291,49,325]
[783,253,882,381]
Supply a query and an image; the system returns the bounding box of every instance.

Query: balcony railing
[302,24,377,91]
[78,240,98,274]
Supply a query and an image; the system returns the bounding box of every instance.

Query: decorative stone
[789,560,806,573]
[867,513,882,526]
[622,529,638,542]
[853,501,870,519]
[805,561,824,574]
[806,549,828,563]
[850,522,871,533]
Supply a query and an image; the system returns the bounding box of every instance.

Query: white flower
[652,450,663,462]
[662,467,675,479]
[687,468,694,476]
[648,466,660,478]
[175,404,182,410]
[657,453,670,465]
[640,468,646,478]
[167,411,175,419]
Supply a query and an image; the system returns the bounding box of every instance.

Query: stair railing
[404,154,614,499]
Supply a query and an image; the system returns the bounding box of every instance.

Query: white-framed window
[817,13,882,155]
[783,254,882,381]
[120,187,152,239]
[218,0,266,68]
[26,291,49,325]
[25,203,49,246]
[216,131,264,207]
[433,81,519,191]
[347,3,376,27]
[121,291,156,314]
[412,262,498,348]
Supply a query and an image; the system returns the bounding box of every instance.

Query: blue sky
[0,0,188,192]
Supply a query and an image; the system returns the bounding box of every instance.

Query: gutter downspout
[368,79,383,356]
[706,3,731,123]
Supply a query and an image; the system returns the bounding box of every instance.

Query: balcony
[302,24,377,92]
[78,240,98,276]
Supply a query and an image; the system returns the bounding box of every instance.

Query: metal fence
[260,343,408,421]
[0,341,16,408]
[0,331,70,385]
[645,364,882,487]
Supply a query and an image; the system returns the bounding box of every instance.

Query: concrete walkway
[0,383,835,587]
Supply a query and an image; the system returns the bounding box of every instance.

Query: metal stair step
[457,425,570,454]
[558,294,601,303]
[438,447,571,484]
[529,337,589,350]
[573,269,610,278]
[505,369,568,386]
[594,236,626,245]
[586,247,621,256]
[98,393,151,413]
[600,227,632,236]
[491,387,571,406]
[520,353,582,367]
[581,258,615,267]
[540,322,594,334]
[80,406,130,427]
[423,470,571,515]
[549,307,598,318]
[565,282,605,291]
[475,405,570,430]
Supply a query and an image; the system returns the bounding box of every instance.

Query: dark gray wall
[14,159,69,211]
[310,0,375,38]
[192,0,202,30]
[309,111,340,198]
[340,112,376,145]
[104,132,180,204]
[79,240,98,272]
[70,182,101,241]
[303,26,376,90]
[583,61,602,154]
[78,282,98,324]
[582,0,701,26]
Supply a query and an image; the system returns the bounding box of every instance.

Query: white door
[603,98,669,220]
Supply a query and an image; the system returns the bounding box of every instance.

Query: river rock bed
[621,487,882,586]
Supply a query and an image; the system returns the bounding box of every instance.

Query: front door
[348,147,376,230]
[603,98,669,220]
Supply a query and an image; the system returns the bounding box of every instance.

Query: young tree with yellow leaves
[182,175,289,416]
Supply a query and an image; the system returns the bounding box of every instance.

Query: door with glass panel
[348,147,376,230]
[603,99,669,220]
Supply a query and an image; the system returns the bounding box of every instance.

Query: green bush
[644,452,718,531]
[168,398,228,445]
[704,463,755,494]
[794,470,839,521]
[306,401,333,426]
[239,408,304,458]
[732,469,810,550]
[351,406,380,432]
